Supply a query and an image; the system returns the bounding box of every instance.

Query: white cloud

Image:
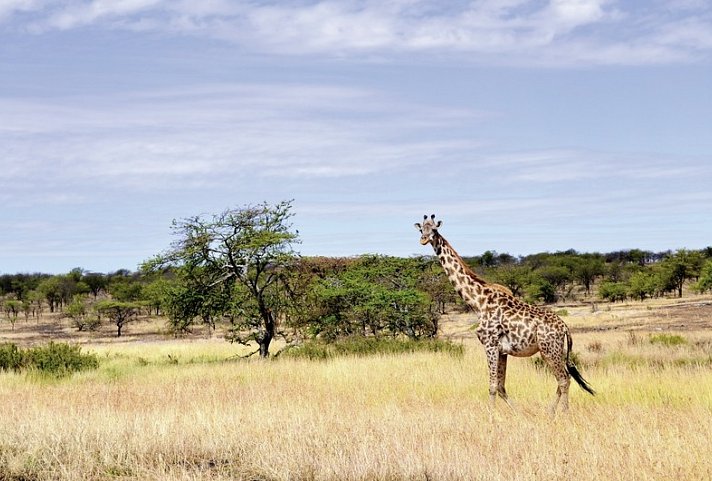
[2,1,711,66]
[44,0,163,29]
[0,0,42,20]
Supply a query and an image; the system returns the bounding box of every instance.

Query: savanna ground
[1,295,712,480]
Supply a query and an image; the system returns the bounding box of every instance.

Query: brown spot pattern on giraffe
[416,214,594,412]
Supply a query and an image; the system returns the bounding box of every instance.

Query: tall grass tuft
[649,333,687,346]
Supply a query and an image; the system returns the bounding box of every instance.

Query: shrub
[0,342,99,377]
[280,336,464,361]
[0,343,23,371]
[649,333,687,347]
[598,281,627,302]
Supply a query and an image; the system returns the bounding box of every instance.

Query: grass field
[1,297,712,480]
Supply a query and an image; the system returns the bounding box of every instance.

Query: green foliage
[280,336,464,360]
[649,333,687,346]
[491,265,531,298]
[525,279,557,304]
[658,249,706,298]
[36,274,89,312]
[95,300,141,337]
[148,200,300,357]
[108,277,144,302]
[0,343,23,371]
[572,255,606,294]
[300,255,440,341]
[693,260,712,293]
[627,270,658,301]
[0,272,50,298]
[65,295,101,331]
[83,272,108,298]
[0,342,99,377]
[598,281,628,302]
[3,299,22,328]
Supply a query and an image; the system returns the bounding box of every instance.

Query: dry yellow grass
[1,342,711,481]
[2,296,712,480]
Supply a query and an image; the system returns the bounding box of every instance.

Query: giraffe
[415,214,594,412]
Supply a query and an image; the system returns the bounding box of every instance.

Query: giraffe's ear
[436,220,443,228]
[414,223,422,230]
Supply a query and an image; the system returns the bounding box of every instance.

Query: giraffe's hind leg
[497,353,513,407]
[540,340,570,414]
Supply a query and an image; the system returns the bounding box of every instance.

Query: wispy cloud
[0,83,486,201]
[2,1,711,66]
[4,80,706,208]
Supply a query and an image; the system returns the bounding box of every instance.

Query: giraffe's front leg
[484,345,501,407]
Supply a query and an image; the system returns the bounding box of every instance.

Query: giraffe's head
[414,214,442,245]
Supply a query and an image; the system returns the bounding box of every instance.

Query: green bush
[649,333,687,347]
[281,336,464,361]
[0,342,99,377]
[0,343,23,371]
[598,281,628,302]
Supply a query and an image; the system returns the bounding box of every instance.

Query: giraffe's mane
[437,234,489,286]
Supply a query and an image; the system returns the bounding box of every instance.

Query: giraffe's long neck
[431,233,490,312]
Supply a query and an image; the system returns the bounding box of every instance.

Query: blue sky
[1,0,711,274]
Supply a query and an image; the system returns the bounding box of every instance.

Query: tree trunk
[258,309,275,358]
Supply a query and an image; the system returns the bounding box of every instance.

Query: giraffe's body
[415,215,594,412]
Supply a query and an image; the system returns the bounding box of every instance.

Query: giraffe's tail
[565,331,596,396]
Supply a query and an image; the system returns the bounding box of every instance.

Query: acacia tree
[95,300,140,337]
[659,249,704,298]
[149,201,299,357]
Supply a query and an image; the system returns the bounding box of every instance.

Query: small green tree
[84,273,108,299]
[599,281,627,302]
[141,278,172,316]
[65,295,100,331]
[627,271,657,301]
[37,276,63,313]
[659,249,702,298]
[525,279,557,304]
[573,255,605,295]
[95,300,140,337]
[3,299,22,330]
[694,260,712,293]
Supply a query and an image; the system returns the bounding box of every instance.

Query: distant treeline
[2,247,712,324]
[465,246,712,303]
[13,201,712,357]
